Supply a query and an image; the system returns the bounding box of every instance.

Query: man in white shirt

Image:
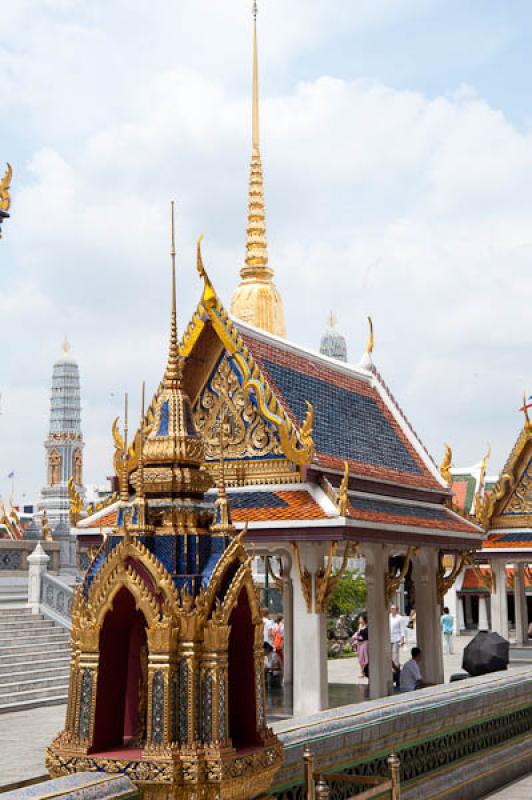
[262,609,275,646]
[400,647,430,692]
[389,605,406,666]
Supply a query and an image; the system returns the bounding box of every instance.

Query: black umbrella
[462,630,509,676]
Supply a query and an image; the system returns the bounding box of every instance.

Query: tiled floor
[0,703,66,788]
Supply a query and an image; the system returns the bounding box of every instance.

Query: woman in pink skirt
[353,614,369,678]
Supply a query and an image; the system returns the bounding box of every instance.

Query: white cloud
[1,0,531,501]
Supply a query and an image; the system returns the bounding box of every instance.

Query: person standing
[262,608,275,646]
[389,605,406,667]
[353,614,369,678]
[440,606,455,655]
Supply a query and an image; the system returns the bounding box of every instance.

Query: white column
[478,595,489,631]
[282,565,294,685]
[27,542,50,615]
[413,548,444,685]
[291,542,328,717]
[514,562,528,645]
[491,561,509,640]
[457,596,466,634]
[364,543,392,699]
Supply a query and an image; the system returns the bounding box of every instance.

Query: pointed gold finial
[229,1,287,337]
[521,392,531,429]
[474,442,491,520]
[440,443,452,486]
[62,336,70,355]
[120,392,129,504]
[327,311,337,329]
[164,201,182,388]
[0,164,12,212]
[367,316,374,354]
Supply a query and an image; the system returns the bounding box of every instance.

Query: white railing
[40,572,74,629]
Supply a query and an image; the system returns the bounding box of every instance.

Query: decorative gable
[194,353,283,462]
[485,421,532,529]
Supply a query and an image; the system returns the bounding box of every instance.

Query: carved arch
[90,563,161,630]
[218,563,262,627]
[49,448,62,486]
[86,538,181,625]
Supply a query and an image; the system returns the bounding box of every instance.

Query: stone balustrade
[272,667,532,800]
[0,539,60,574]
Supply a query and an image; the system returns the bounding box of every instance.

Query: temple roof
[238,323,444,492]
[77,481,480,546]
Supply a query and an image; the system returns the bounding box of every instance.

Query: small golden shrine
[47,212,283,799]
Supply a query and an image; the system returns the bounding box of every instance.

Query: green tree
[328,569,367,618]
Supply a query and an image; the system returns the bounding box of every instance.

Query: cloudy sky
[1,0,531,503]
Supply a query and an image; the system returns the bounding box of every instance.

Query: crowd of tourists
[350,603,455,692]
[262,608,284,685]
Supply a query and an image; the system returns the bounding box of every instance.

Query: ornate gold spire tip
[164,200,181,387]
[62,336,70,354]
[229,0,287,338]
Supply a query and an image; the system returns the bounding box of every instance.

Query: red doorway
[92,588,147,753]
[228,588,261,749]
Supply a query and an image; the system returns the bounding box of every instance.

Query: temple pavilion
[446,410,532,645]
[73,4,483,716]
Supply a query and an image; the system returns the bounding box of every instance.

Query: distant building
[319,312,348,362]
[38,339,85,528]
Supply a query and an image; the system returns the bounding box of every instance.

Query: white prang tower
[39,339,85,529]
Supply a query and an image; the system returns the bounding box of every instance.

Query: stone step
[0,630,69,646]
[0,649,70,668]
[0,655,70,674]
[0,608,33,617]
[0,658,70,677]
[0,663,69,682]
[0,619,56,632]
[0,693,67,714]
[0,640,71,658]
[0,674,70,696]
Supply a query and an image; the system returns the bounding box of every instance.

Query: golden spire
[229,1,287,338]
[62,336,70,355]
[120,392,129,503]
[164,200,182,388]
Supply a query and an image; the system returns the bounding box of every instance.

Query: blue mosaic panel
[0,551,21,570]
[151,671,165,745]
[349,495,449,521]
[158,401,169,436]
[148,535,176,578]
[201,671,213,743]
[79,670,92,740]
[178,660,188,743]
[262,357,422,475]
[218,668,226,743]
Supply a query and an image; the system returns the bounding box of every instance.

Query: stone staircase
[0,608,70,713]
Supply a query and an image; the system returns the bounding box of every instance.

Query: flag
[7,471,14,479]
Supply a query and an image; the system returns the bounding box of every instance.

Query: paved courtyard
[1,633,531,792]
[484,774,532,798]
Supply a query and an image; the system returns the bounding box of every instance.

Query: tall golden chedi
[230,2,287,338]
[47,207,283,799]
